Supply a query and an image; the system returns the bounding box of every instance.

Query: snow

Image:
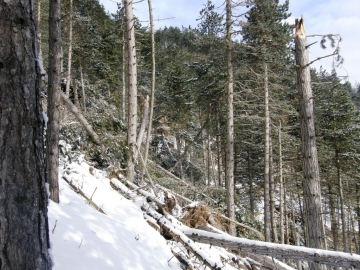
[48,157,182,270]
[47,154,357,269]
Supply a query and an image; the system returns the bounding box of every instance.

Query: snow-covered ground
[48,156,181,270]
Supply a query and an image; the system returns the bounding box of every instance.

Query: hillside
[48,150,293,269]
[48,155,181,270]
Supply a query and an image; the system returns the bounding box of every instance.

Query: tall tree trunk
[143,0,156,170]
[216,109,224,187]
[79,63,86,112]
[357,183,360,251]
[285,188,290,245]
[125,0,138,182]
[328,181,339,251]
[270,136,278,242]
[225,0,236,236]
[121,26,126,124]
[295,16,325,268]
[247,148,255,219]
[65,0,73,98]
[207,131,211,186]
[336,147,348,252]
[176,134,184,179]
[72,75,80,108]
[279,121,285,244]
[0,0,52,267]
[36,0,44,68]
[47,0,62,203]
[135,95,149,159]
[264,61,271,242]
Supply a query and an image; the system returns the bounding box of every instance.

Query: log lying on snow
[62,175,106,214]
[112,175,165,212]
[185,228,360,268]
[110,174,285,269]
[142,205,225,270]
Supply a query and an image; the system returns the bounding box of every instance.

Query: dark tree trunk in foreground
[295,16,325,269]
[0,0,52,268]
[47,0,62,203]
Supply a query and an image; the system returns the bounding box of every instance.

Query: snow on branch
[182,228,360,268]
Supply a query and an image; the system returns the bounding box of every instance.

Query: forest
[1,0,360,269]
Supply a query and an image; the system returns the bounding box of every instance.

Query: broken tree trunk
[295,16,325,262]
[60,92,102,146]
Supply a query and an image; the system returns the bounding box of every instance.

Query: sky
[100,0,360,86]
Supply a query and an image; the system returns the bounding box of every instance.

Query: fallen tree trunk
[143,205,224,270]
[111,176,164,213]
[185,229,360,268]
[61,92,102,146]
[62,175,106,215]
[156,184,264,240]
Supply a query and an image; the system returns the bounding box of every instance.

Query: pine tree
[242,0,292,242]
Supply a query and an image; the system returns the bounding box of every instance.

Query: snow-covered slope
[48,157,181,270]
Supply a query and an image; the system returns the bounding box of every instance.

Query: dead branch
[62,175,106,214]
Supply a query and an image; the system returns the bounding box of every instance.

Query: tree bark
[216,110,224,187]
[47,0,62,203]
[72,75,80,108]
[135,95,149,160]
[327,180,339,251]
[279,121,285,244]
[125,0,137,182]
[79,63,86,112]
[263,61,271,242]
[175,133,184,179]
[247,148,255,218]
[270,136,278,242]
[36,0,44,68]
[65,0,73,98]
[295,17,325,269]
[121,25,126,123]
[207,131,211,185]
[335,147,348,252]
[0,0,52,267]
[143,0,156,170]
[225,0,236,236]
